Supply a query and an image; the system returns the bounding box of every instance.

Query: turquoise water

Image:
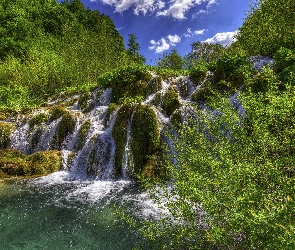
[0,172,151,249]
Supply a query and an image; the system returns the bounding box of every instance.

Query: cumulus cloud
[96,0,215,19]
[184,28,205,37]
[149,34,181,53]
[203,31,238,46]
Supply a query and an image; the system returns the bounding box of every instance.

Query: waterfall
[121,111,134,179]
[4,73,208,180]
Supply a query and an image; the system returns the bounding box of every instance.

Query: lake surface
[0,171,156,249]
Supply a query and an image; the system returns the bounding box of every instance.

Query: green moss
[27,151,62,176]
[0,122,14,149]
[30,127,44,149]
[191,84,215,103]
[150,92,162,106]
[162,86,180,116]
[130,105,160,177]
[78,91,94,112]
[49,106,67,122]
[170,109,183,130]
[52,112,75,149]
[29,113,48,129]
[146,76,162,97]
[0,149,62,177]
[112,104,133,177]
[77,120,90,150]
[104,103,120,127]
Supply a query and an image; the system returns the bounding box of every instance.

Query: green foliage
[212,54,253,89]
[127,34,146,65]
[189,63,208,84]
[139,76,295,248]
[29,112,48,129]
[98,65,152,104]
[77,119,90,150]
[52,112,75,149]
[273,47,295,83]
[184,42,227,69]
[49,106,67,122]
[237,0,295,56]
[146,76,162,97]
[78,91,94,112]
[112,104,133,177]
[157,49,184,70]
[0,0,127,110]
[162,86,180,116]
[0,148,62,177]
[130,105,161,177]
[0,122,14,149]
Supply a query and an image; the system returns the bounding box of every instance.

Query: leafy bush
[189,63,208,84]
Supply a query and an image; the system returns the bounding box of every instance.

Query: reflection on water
[0,171,158,250]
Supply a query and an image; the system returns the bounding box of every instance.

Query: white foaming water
[121,112,134,179]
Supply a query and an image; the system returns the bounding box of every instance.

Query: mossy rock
[162,86,180,116]
[112,104,133,177]
[52,112,75,149]
[30,127,44,150]
[49,106,67,122]
[150,92,163,106]
[77,120,91,150]
[27,151,62,176]
[104,103,120,127]
[177,78,189,98]
[78,91,94,112]
[112,80,148,104]
[170,109,183,130]
[146,76,162,97]
[0,122,14,149]
[0,149,62,177]
[191,85,215,103]
[130,104,160,177]
[29,113,48,129]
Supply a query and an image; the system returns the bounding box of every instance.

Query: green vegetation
[98,65,152,104]
[237,0,295,56]
[52,112,75,149]
[112,104,133,177]
[0,0,130,111]
[130,105,160,177]
[162,86,180,116]
[0,149,62,178]
[77,120,90,150]
[0,122,14,149]
[157,48,184,70]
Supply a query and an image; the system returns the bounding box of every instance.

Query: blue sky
[77,0,251,64]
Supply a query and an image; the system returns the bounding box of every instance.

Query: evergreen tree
[127,34,146,65]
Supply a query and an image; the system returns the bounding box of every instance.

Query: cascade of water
[121,110,135,179]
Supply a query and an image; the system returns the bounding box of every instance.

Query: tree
[237,0,295,56]
[156,48,184,70]
[183,41,226,69]
[127,34,146,65]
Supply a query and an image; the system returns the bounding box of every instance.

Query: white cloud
[96,0,215,19]
[203,31,238,46]
[99,0,164,15]
[184,28,205,37]
[149,34,181,53]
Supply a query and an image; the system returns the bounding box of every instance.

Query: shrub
[189,63,208,84]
